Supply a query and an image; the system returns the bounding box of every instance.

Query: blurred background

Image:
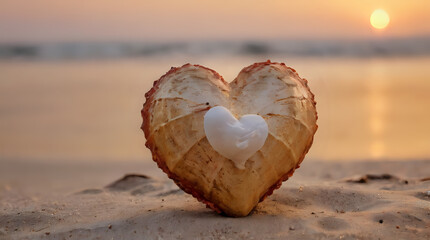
[1,1,430,191]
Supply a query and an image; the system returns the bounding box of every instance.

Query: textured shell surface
[141,61,318,217]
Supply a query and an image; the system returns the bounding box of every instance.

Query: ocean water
[1,37,430,60]
[0,51,430,163]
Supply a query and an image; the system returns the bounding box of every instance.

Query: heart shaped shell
[141,61,317,217]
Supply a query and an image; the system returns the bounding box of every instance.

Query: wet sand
[2,57,430,162]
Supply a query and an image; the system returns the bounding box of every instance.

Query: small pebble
[108,225,112,229]
[45,232,50,235]
[426,191,430,196]
[289,226,295,230]
[379,219,383,224]
[396,226,400,229]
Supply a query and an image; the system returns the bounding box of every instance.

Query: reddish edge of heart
[141,60,318,215]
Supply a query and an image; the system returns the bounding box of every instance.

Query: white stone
[204,106,268,169]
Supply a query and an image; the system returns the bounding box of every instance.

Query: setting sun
[370,9,390,29]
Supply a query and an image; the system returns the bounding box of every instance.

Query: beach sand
[0,159,429,239]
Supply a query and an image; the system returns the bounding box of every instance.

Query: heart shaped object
[141,61,317,217]
[204,106,268,169]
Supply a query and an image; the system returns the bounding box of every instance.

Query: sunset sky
[1,0,430,43]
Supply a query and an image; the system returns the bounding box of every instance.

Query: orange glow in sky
[0,0,429,43]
